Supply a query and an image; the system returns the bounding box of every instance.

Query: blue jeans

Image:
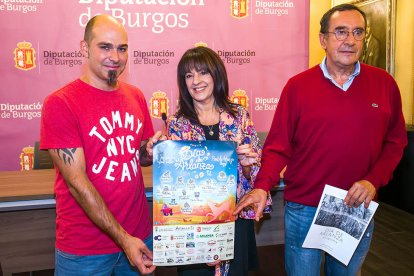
[55,235,153,276]
[284,201,374,276]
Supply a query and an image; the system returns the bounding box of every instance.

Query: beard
[107,70,117,86]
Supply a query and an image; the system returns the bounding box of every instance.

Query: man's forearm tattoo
[55,148,77,165]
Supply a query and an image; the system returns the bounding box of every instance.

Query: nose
[192,72,202,84]
[109,49,120,62]
[343,32,356,45]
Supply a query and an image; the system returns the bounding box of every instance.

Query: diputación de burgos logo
[1,0,42,14]
[231,89,249,108]
[1,102,43,120]
[14,41,36,71]
[150,91,169,120]
[20,145,34,171]
[230,0,248,19]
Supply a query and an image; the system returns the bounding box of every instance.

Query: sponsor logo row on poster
[153,222,235,265]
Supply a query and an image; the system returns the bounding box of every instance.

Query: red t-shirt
[40,79,154,255]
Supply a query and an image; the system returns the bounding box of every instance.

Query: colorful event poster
[152,140,237,266]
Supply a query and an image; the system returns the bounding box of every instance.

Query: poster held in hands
[152,140,238,266]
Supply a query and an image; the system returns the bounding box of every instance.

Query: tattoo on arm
[54,148,77,165]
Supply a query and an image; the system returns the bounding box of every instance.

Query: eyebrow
[97,42,128,48]
[334,26,348,30]
[334,26,364,31]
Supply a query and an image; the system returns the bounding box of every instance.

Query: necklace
[207,125,214,136]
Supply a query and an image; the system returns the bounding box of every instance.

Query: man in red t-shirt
[40,14,163,275]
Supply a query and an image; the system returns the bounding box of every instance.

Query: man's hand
[344,180,376,208]
[206,260,220,266]
[234,188,267,221]
[140,131,167,166]
[145,131,167,157]
[123,236,156,274]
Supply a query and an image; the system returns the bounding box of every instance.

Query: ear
[80,40,89,58]
[319,33,327,50]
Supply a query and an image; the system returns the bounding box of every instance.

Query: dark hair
[84,15,100,43]
[320,4,366,34]
[176,46,237,123]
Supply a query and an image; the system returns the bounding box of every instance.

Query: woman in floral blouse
[167,46,272,276]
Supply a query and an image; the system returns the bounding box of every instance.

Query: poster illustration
[152,140,238,266]
[302,185,378,265]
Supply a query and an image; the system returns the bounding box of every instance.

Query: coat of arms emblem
[231,0,248,19]
[14,41,36,71]
[231,89,248,108]
[150,91,169,119]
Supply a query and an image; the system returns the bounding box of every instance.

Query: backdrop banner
[0,0,309,171]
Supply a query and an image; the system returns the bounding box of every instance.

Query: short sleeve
[40,94,82,150]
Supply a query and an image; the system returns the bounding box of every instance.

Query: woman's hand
[236,144,258,167]
[236,144,258,179]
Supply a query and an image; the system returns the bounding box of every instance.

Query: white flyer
[302,184,378,265]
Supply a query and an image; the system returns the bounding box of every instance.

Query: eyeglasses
[325,29,366,41]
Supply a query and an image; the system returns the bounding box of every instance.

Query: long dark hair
[176,46,237,123]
